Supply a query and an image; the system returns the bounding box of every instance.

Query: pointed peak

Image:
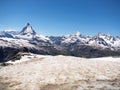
[70,31,81,37]
[19,23,36,35]
[26,23,31,27]
[27,23,30,26]
[75,31,80,36]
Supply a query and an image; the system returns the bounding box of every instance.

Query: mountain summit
[19,23,36,35]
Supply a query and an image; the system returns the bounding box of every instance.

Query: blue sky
[0,0,120,36]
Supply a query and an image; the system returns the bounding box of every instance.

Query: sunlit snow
[0,54,120,90]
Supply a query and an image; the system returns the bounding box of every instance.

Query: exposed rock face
[0,47,19,62]
[19,23,36,35]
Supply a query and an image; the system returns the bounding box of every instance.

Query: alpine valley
[0,23,120,62]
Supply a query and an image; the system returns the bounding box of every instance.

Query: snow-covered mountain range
[0,23,120,62]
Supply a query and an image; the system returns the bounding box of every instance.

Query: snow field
[0,55,120,90]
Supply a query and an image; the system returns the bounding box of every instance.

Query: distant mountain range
[0,23,120,62]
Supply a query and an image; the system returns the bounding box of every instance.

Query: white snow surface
[0,55,120,90]
[6,54,120,65]
[6,55,36,64]
[89,57,120,62]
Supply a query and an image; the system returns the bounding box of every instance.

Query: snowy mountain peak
[66,32,81,38]
[4,29,18,35]
[75,31,80,36]
[19,23,36,35]
[97,33,111,37]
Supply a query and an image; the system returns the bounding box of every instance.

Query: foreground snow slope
[0,55,120,90]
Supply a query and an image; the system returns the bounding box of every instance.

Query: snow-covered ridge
[0,38,35,47]
[0,23,50,48]
[0,23,120,49]
[5,53,120,65]
[61,32,120,49]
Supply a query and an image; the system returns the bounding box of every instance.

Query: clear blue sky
[0,0,120,36]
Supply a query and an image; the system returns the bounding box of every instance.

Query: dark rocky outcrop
[0,47,19,62]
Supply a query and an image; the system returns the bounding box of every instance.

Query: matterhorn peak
[19,23,36,35]
[27,22,30,26]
